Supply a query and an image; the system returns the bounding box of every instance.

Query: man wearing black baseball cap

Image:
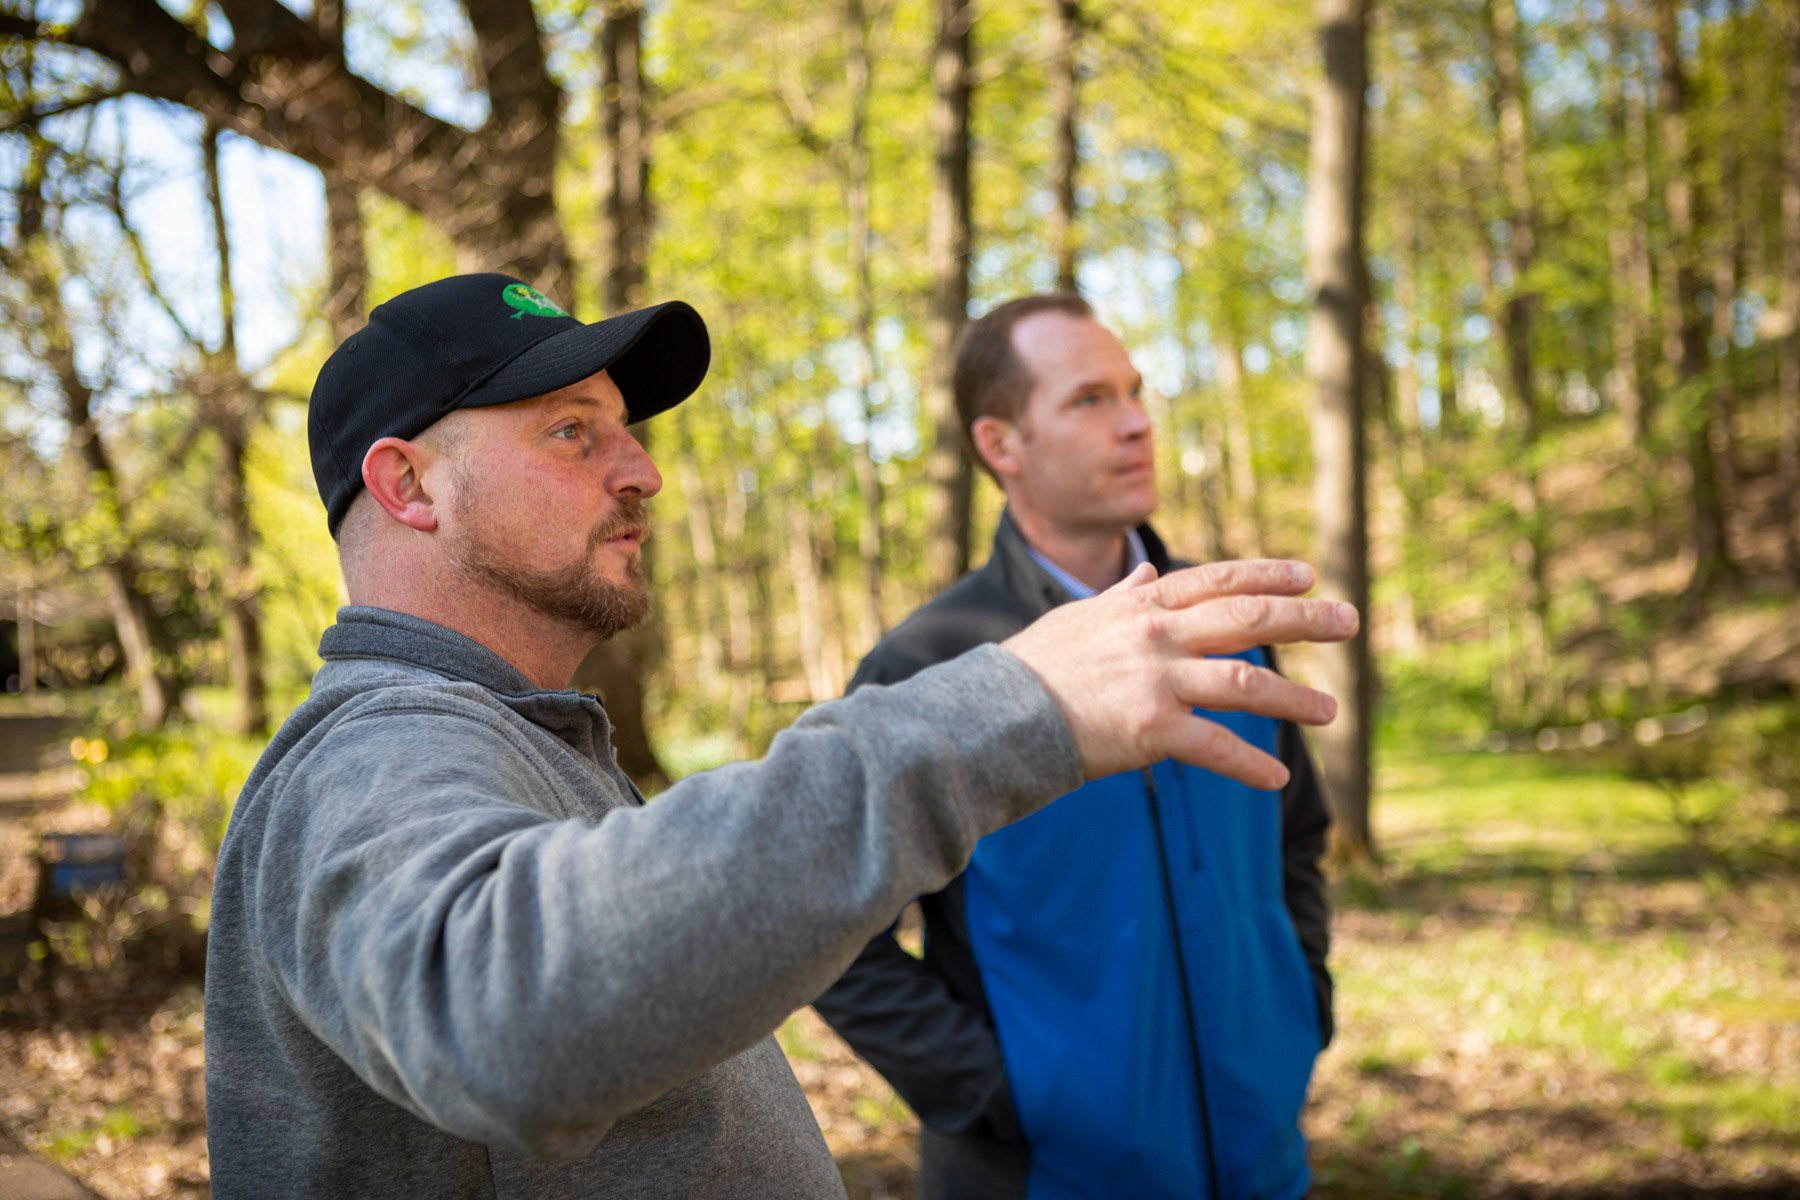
[202,271,1357,1199]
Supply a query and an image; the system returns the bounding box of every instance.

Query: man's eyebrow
[536,391,626,419]
[1058,373,1141,402]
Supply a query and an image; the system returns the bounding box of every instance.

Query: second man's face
[1001,311,1158,536]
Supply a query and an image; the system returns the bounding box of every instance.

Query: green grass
[1376,748,1726,856]
[42,1107,151,1163]
[1309,741,1800,1195]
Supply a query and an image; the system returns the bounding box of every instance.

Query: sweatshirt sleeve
[248,644,1080,1163]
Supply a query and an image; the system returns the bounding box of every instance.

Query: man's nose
[611,429,664,498]
[1118,398,1153,439]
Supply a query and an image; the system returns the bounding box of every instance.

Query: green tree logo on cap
[502,283,570,319]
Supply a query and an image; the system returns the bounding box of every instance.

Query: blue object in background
[38,833,129,903]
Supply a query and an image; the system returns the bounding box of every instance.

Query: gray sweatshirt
[203,606,1081,1198]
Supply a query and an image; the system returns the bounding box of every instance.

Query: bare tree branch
[104,162,204,348]
[12,0,572,289]
[774,43,844,172]
[0,87,128,134]
[649,80,748,136]
[461,0,559,130]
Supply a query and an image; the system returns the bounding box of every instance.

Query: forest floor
[802,747,1800,1200]
[0,702,1795,1199]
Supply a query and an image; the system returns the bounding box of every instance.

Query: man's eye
[553,424,582,440]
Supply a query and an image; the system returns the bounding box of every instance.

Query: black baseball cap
[308,272,710,535]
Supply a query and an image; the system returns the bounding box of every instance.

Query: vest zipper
[1144,767,1221,1199]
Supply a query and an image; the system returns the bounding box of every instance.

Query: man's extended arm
[254,647,1074,1164]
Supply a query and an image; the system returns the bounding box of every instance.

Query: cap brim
[461,300,709,423]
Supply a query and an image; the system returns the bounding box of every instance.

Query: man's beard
[448,491,653,641]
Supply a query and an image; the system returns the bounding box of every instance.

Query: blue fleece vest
[956,648,1322,1200]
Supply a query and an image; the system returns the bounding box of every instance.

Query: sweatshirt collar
[315,607,625,771]
[319,606,558,699]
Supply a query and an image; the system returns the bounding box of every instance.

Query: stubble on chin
[449,494,654,642]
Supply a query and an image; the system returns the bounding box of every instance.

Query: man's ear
[971,415,1022,480]
[361,437,441,533]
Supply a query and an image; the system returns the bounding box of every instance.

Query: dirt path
[0,1128,103,1200]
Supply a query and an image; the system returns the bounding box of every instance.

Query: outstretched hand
[1001,560,1357,789]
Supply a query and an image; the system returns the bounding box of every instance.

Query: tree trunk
[1388,200,1428,653]
[922,0,976,592]
[14,144,184,725]
[99,569,179,724]
[1653,0,1728,592]
[1213,336,1265,558]
[203,122,269,736]
[1304,0,1374,863]
[323,172,367,342]
[597,0,649,314]
[1193,417,1231,563]
[217,424,268,735]
[749,487,778,736]
[812,472,850,695]
[1603,0,1653,439]
[673,410,725,687]
[314,0,365,343]
[1047,0,1081,293]
[573,0,667,789]
[722,471,756,751]
[1486,0,1552,696]
[790,488,848,704]
[1782,0,1800,583]
[1166,195,1228,561]
[15,577,35,694]
[846,0,886,644]
[1706,0,1746,566]
[64,395,180,725]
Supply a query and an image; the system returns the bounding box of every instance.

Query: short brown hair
[953,294,1094,452]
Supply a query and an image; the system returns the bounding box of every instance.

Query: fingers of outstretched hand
[1167,658,1338,726]
[1144,560,1316,609]
[1157,593,1358,656]
[1107,560,1160,591]
[1159,714,1290,790]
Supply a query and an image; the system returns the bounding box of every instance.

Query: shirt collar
[1025,528,1149,601]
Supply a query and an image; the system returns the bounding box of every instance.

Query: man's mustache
[588,498,650,549]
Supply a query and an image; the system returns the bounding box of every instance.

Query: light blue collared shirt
[1026,528,1149,601]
